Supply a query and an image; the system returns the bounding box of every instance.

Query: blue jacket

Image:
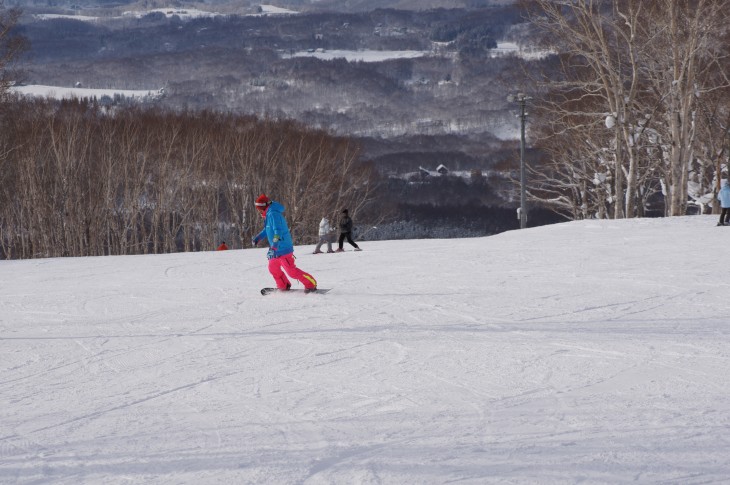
[253,201,294,257]
[718,183,730,209]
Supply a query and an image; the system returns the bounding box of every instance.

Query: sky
[1,215,729,484]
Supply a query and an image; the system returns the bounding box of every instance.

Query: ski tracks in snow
[3,219,730,483]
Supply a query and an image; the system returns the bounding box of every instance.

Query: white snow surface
[331,42,553,64]
[32,14,101,21]
[490,42,556,60]
[291,49,428,62]
[122,8,224,19]
[10,85,162,101]
[258,4,300,15]
[33,5,297,22]
[2,216,729,484]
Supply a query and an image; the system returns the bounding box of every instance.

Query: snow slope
[1,216,729,484]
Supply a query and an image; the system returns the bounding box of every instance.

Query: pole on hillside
[508,93,531,229]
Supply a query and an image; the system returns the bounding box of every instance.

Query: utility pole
[508,93,532,229]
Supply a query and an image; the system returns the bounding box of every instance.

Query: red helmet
[255,194,271,217]
[255,194,271,208]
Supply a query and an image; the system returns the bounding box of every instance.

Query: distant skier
[251,194,318,292]
[336,208,361,252]
[313,216,335,254]
[216,241,229,251]
[718,180,730,226]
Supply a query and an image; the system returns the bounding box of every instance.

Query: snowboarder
[718,180,730,226]
[313,216,335,254]
[336,209,361,252]
[216,241,229,251]
[251,194,318,292]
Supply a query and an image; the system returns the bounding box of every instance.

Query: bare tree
[0,98,376,259]
[0,2,27,99]
[639,0,730,215]
[527,0,649,218]
[528,0,730,218]
[530,101,613,220]
[695,90,730,214]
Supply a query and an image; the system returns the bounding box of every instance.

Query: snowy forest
[0,99,372,259]
[525,0,730,220]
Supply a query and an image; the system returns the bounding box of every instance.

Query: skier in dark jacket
[252,194,318,292]
[336,209,362,252]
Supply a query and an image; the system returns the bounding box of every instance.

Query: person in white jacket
[313,217,335,254]
[717,179,730,226]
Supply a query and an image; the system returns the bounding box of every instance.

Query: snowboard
[260,287,331,296]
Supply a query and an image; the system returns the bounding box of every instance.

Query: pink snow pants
[268,253,317,290]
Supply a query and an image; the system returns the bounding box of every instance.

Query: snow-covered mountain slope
[2,216,729,483]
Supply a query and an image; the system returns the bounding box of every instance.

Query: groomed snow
[1,216,729,483]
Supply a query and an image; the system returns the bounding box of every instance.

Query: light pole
[508,93,532,229]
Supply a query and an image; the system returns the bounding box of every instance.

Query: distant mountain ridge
[9,0,550,233]
[7,0,515,12]
[290,0,516,12]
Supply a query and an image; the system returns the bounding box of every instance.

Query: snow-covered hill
[2,216,729,483]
